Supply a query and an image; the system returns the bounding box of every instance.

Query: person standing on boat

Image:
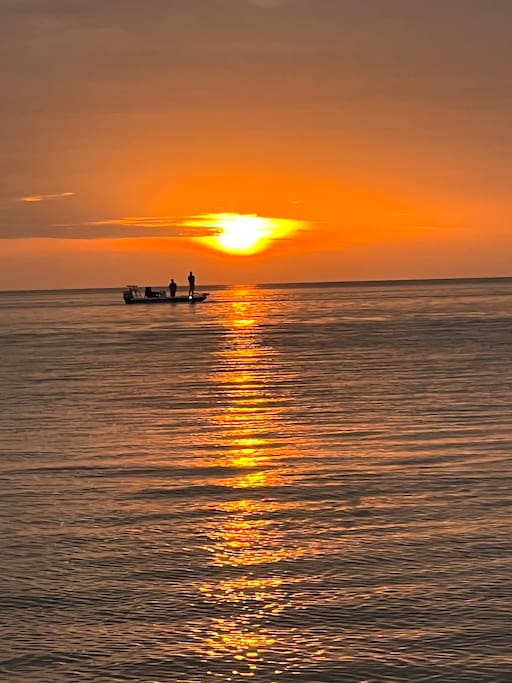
[169,278,177,297]
[187,271,196,296]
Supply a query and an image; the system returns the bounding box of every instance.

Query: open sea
[1,278,511,683]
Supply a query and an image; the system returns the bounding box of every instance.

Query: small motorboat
[123,285,209,304]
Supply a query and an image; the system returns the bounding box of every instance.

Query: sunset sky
[1,0,511,289]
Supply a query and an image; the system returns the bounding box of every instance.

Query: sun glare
[186,213,303,254]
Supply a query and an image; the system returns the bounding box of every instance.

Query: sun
[215,214,274,253]
[186,213,303,255]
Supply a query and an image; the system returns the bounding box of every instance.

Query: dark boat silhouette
[123,285,209,304]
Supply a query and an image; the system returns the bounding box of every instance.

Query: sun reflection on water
[198,290,303,679]
[203,499,294,568]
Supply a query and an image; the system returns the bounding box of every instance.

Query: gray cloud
[17,192,75,203]
[0,215,221,240]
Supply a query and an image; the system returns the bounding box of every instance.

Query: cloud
[3,215,222,240]
[17,192,75,203]
[88,216,196,229]
[0,212,307,241]
[0,212,219,240]
[84,215,221,237]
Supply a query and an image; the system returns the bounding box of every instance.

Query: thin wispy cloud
[85,215,221,237]
[0,212,308,241]
[88,216,195,229]
[17,192,75,203]
[0,214,220,240]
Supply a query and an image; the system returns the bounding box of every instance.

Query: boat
[123,285,209,304]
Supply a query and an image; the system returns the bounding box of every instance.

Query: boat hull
[124,293,209,304]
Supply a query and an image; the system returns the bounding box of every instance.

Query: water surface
[1,279,511,682]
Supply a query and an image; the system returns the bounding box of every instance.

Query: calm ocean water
[1,279,511,683]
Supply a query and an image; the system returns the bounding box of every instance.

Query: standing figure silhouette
[187,271,196,297]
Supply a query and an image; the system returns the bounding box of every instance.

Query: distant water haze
[1,279,511,681]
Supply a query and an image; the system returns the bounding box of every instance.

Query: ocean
[1,278,511,683]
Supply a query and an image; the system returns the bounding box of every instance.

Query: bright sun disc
[186,213,303,254]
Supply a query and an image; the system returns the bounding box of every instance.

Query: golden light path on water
[198,292,305,680]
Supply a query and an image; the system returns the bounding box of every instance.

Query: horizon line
[1,274,512,294]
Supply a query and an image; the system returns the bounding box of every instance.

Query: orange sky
[1,0,511,289]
